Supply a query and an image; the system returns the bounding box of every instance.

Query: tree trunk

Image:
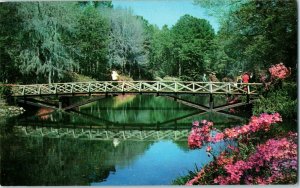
[178,61,182,77]
[48,71,52,84]
[139,66,141,79]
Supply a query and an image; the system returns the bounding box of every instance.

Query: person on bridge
[209,72,219,82]
[242,72,251,92]
[111,70,119,81]
[242,72,250,83]
[202,73,207,82]
[236,71,243,83]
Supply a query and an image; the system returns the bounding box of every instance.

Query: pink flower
[201,120,208,124]
[269,63,291,79]
[206,146,212,152]
[193,121,199,126]
[214,133,224,142]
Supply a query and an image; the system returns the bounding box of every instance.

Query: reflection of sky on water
[92,140,232,185]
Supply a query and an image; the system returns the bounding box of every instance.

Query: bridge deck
[8,81,263,97]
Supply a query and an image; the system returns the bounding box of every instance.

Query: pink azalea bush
[188,113,282,149]
[188,120,214,149]
[259,63,291,90]
[186,133,297,185]
[185,113,297,185]
[214,132,297,184]
[269,63,291,80]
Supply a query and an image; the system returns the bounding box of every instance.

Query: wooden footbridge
[7,81,263,112]
[10,81,262,96]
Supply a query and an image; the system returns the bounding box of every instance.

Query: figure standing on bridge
[202,73,207,82]
[236,71,243,83]
[242,72,250,83]
[242,72,251,92]
[111,70,119,81]
[209,72,219,82]
[111,70,120,89]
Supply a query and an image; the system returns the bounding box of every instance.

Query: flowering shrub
[216,133,297,184]
[258,63,291,91]
[188,113,282,150]
[188,120,214,149]
[186,132,297,185]
[184,113,297,185]
[269,63,291,80]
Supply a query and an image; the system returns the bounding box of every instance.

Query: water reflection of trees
[79,95,244,125]
[80,95,195,124]
[1,132,153,186]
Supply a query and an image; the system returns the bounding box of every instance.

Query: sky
[112,0,220,32]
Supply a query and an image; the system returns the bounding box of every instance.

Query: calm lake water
[1,95,246,186]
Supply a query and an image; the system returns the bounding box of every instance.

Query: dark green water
[1,95,247,186]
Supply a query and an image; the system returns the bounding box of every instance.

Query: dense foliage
[0,83,12,99]
[0,0,297,83]
[253,83,297,119]
[252,62,296,119]
[75,5,110,80]
[195,0,297,80]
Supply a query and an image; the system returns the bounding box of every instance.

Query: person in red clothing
[242,72,250,92]
[242,72,250,83]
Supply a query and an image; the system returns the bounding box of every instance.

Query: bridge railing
[8,81,263,97]
[14,126,190,141]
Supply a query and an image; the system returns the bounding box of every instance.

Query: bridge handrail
[2,81,264,86]
[8,81,264,97]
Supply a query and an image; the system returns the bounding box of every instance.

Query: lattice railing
[14,126,189,141]
[9,81,263,97]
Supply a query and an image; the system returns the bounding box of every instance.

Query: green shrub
[253,86,297,119]
[0,83,12,99]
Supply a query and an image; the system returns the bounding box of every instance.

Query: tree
[148,25,175,78]
[193,0,248,21]
[171,15,215,80]
[75,4,110,80]
[105,8,147,78]
[198,0,297,80]
[12,2,79,84]
[78,1,113,9]
[0,3,22,83]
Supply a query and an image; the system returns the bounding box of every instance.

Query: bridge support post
[58,97,71,111]
[58,101,62,110]
[209,94,214,110]
[174,94,177,101]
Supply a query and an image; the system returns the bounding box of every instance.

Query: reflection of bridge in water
[14,105,247,141]
[14,126,190,141]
